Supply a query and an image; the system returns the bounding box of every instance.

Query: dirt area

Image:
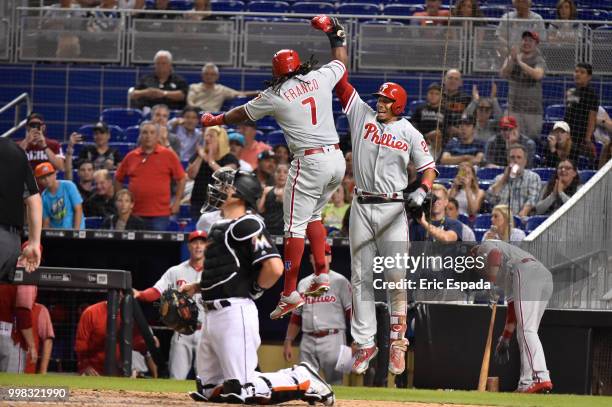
[2,388,489,407]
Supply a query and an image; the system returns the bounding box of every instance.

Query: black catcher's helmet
[205,167,262,212]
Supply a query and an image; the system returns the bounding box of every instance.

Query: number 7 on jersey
[301,97,317,125]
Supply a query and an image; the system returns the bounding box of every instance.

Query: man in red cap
[484,116,536,167]
[500,30,546,140]
[133,230,207,379]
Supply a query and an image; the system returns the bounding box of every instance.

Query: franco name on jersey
[281,79,320,102]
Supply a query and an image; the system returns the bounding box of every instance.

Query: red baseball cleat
[270,291,305,320]
[517,381,553,394]
[352,344,378,374]
[304,273,330,297]
[389,338,409,375]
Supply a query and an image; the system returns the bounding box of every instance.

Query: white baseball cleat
[299,362,335,406]
[270,291,305,319]
[304,273,331,297]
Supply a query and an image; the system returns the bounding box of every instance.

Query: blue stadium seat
[473,214,492,230]
[525,215,548,234]
[85,217,104,230]
[210,0,245,12]
[109,142,136,158]
[577,9,608,21]
[476,167,504,180]
[532,167,556,182]
[457,214,470,225]
[362,19,404,25]
[579,169,596,183]
[169,0,194,11]
[100,108,144,129]
[382,4,415,17]
[247,1,290,13]
[513,216,523,230]
[532,7,556,20]
[336,3,381,16]
[336,115,349,135]
[408,99,424,116]
[474,229,486,242]
[544,104,564,122]
[478,180,493,191]
[221,96,252,112]
[291,1,335,15]
[266,130,287,146]
[541,120,555,136]
[437,165,458,179]
[179,204,191,219]
[125,125,140,143]
[365,97,378,109]
[480,6,506,18]
[256,116,279,130]
[78,124,124,142]
[167,219,180,232]
[61,142,88,159]
[332,97,343,115]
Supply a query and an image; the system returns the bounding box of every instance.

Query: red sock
[283,237,305,296]
[306,221,328,276]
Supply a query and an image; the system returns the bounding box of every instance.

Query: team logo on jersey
[305,295,337,304]
[284,260,292,271]
[363,123,409,152]
[253,234,272,252]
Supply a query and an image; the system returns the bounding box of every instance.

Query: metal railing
[10,7,612,73]
[0,92,32,138]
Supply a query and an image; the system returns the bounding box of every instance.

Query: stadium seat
[100,108,144,129]
[577,9,608,21]
[266,129,287,146]
[332,97,343,115]
[480,6,506,18]
[221,96,252,112]
[365,98,378,109]
[291,2,335,15]
[408,99,424,116]
[457,214,470,225]
[247,1,290,13]
[167,219,181,232]
[544,104,565,122]
[382,4,419,17]
[210,0,245,13]
[474,229,486,242]
[179,204,191,219]
[532,167,556,182]
[532,7,556,20]
[579,169,596,183]
[336,115,349,136]
[436,165,458,179]
[473,214,492,230]
[85,217,104,230]
[541,120,555,136]
[525,215,548,234]
[476,167,504,180]
[336,3,381,16]
[169,0,194,11]
[78,124,124,142]
[125,125,140,143]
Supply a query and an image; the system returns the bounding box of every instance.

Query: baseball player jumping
[133,229,208,379]
[473,240,554,393]
[312,15,437,375]
[200,47,347,320]
[180,168,335,405]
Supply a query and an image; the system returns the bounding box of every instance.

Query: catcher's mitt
[158,288,199,335]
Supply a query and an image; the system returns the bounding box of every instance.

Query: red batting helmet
[372,82,408,115]
[272,49,301,78]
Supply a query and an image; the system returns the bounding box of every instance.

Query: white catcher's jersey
[244,60,346,153]
[294,270,351,332]
[154,260,204,324]
[343,90,436,192]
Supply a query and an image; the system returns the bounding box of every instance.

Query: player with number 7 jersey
[200,49,346,320]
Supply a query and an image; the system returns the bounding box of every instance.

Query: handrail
[0,92,32,138]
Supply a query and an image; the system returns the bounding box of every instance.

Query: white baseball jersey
[343,90,436,192]
[294,270,351,332]
[244,60,346,153]
[154,260,204,324]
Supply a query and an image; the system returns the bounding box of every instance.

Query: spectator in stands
[169,106,201,162]
[258,164,288,236]
[151,104,181,155]
[76,122,122,170]
[17,113,65,171]
[442,69,472,140]
[184,0,211,21]
[500,31,545,140]
[36,162,85,230]
[84,169,116,218]
[237,121,271,169]
[146,0,177,20]
[86,0,121,33]
[118,0,145,9]
[187,126,238,218]
[445,197,476,241]
[451,0,484,26]
[440,115,485,165]
[322,186,350,233]
[228,132,253,172]
[484,116,536,168]
[464,85,502,142]
[411,82,445,153]
[115,121,186,231]
[187,63,259,112]
[412,0,450,26]
[66,160,95,201]
[448,162,485,216]
[410,184,462,241]
[548,0,579,43]
[24,303,54,375]
[101,189,146,230]
[483,204,526,241]
[535,159,581,215]
[594,106,611,146]
[496,0,546,50]
[130,50,188,111]
[486,144,541,218]
[564,63,599,163]
[273,144,291,166]
[599,141,612,169]
[255,150,276,189]
[544,121,573,168]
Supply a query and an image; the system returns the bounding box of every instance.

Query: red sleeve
[487,249,502,267]
[289,313,302,326]
[115,158,126,182]
[335,70,355,110]
[75,307,95,372]
[138,287,162,302]
[15,307,32,330]
[132,332,147,353]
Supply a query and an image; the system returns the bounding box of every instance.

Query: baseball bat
[477,303,497,392]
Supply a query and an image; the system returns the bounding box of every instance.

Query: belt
[304,144,340,156]
[354,188,404,200]
[0,224,20,234]
[521,258,536,264]
[202,299,232,311]
[306,329,340,338]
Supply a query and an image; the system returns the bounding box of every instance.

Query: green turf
[1,373,610,407]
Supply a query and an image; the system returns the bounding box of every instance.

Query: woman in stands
[448,162,485,217]
[257,163,288,236]
[548,0,579,43]
[101,189,146,230]
[483,204,526,242]
[272,144,291,165]
[544,121,573,168]
[535,159,581,215]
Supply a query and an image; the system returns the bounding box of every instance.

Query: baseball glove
[158,288,199,335]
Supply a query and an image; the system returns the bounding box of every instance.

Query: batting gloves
[311,14,346,48]
[494,336,510,365]
[201,112,225,127]
[406,187,427,207]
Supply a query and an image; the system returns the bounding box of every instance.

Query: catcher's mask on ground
[205,167,262,212]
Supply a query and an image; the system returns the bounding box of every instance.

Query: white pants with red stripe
[513,261,553,388]
[0,335,26,373]
[349,198,409,346]
[284,148,345,237]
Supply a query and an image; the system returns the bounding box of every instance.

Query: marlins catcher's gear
[372,82,408,116]
[272,49,302,78]
[159,288,200,335]
[207,167,262,211]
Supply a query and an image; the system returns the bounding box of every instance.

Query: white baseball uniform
[336,78,436,346]
[154,260,204,379]
[244,60,347,237]
[293,270,351,384]
[477,240,553,389]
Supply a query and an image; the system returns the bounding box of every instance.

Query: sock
[283,237,305,296]
[306,221,327,276]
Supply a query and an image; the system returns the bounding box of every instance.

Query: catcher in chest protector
[180,167,335,405]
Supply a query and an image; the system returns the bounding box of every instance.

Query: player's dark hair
[542,159,580,199]
[265,55,318,94]
[576,62,593,76]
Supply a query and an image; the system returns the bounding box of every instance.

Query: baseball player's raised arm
[201,105,252,128]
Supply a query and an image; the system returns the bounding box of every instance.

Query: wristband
[421,178,433,193]
[327,32,346,48]
[502,329,513,340]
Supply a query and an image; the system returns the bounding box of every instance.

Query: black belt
[306,329,340,338]
[0,224,20,234]
[202,299,232,311]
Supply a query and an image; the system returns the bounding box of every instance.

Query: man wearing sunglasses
[17,113,65,172]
